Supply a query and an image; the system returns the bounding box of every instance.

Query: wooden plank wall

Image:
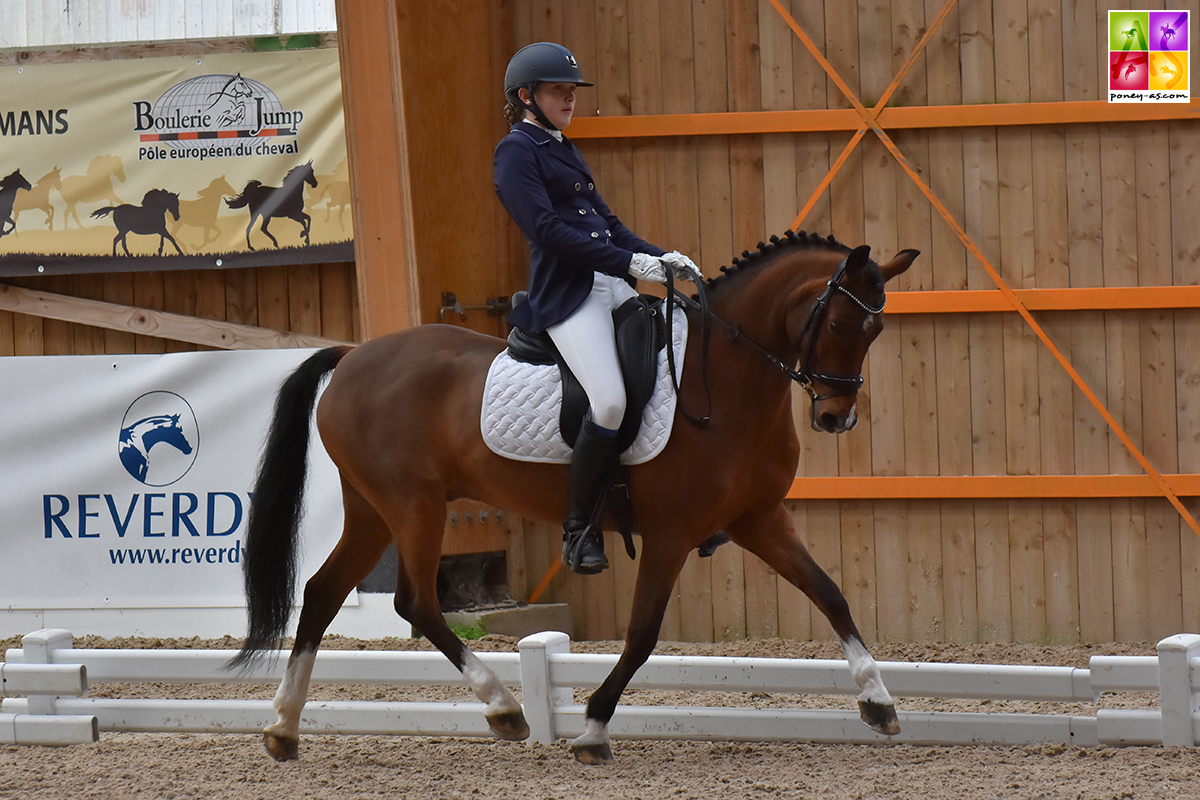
[504,0,1200,645]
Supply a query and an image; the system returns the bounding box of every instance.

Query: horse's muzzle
[812,400,857,434]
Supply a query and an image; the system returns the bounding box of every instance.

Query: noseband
[668,256,886,419]
[794,257,886,401]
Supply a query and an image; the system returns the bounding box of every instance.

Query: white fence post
[19,629,74,716]
[519,631,572,744]
[1157,633,1200,746]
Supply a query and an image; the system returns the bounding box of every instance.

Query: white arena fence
[3,629,1199,749]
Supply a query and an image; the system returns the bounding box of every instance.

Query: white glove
[628,252,667,284]
[660,251,703,282]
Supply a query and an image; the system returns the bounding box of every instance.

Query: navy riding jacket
[494,121,665,333]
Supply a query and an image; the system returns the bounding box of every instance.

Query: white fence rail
[5,629,1200,749]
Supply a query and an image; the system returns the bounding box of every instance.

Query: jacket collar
[513,121,593,179]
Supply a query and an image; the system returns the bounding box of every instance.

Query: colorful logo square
[1109,10,1190,101]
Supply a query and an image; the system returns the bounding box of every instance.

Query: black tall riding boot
[562,417,620,574]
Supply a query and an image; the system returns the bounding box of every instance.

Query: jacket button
[588,183,594,190]
[578,208,587,215]
[590,232,599,238]
[605,229,611,235]
[575,183,582,191]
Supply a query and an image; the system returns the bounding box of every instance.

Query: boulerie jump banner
[0,48,352,276]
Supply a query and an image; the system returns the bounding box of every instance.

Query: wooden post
[335,0,421,337]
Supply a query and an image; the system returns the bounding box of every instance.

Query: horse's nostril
[816,412,841,432]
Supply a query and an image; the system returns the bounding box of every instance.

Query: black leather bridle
[792,257,886,401]
[666,256,886,421]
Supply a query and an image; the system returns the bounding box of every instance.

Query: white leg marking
[265,649,316,740]
[461,648,521,718]
[571,718,610,750]
[841,637,893,706]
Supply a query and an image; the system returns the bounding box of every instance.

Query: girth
[505,292,668,453]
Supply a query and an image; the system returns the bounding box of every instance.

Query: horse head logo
[118,391,200,486]
[207,74,256,128]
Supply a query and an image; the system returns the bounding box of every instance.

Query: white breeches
[547,272,639,432]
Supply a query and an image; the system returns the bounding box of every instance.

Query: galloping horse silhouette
[118,414,194,483]
[225,161,317,251]
[0,169,33,239]
[61,155,125,228]
[91,189,184,257]
[170,175,238,250]
[230,232,918,765]
[13,167,61,230]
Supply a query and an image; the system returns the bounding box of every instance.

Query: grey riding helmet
[504,42,593,129]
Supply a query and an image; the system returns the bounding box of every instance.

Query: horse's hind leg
[245,216,258,250]
[262,479,392,762]
[388,495,529,741]
[728,503,900,736]
[259,217,280,248]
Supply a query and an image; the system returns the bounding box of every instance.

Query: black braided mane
[705,230,850,292]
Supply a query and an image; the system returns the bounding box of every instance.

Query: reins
[666,256,886,416]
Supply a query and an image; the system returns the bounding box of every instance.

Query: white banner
[0,349,343,609]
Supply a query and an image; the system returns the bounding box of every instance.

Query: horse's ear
[846,244,871,272]
[879,249,919,282]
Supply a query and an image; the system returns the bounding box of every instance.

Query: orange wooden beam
[885,285,1200,314]
[788,475,1200,500]
[565,100,1200,140]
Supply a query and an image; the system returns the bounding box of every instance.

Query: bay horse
[225,161,317,250]
[91,189,184,257]
[230,232,918,764]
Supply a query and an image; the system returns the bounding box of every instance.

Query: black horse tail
[224,181,260,209]
[90,207,115,219]
[228,345,351,672]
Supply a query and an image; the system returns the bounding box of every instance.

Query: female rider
[494,42,700,575]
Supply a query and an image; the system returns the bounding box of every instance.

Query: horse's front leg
[728,503,899,736]
[162,230,184,255]
[571,536,691,765]
[294,211,311,244]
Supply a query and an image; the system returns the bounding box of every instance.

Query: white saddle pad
[481,301,687,465]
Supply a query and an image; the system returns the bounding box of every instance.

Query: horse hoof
[487,710,531,741]
[858,699,900,736]
[570,741,614,766]
[263,732,300,762]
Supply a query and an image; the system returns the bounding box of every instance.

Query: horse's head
[205,175,238,198]
[91,155,125,183]
[45,167,62,189]
[2,169,32,193]
[783,243,918,433]
[302,160,318,187]
[143,189,181,220]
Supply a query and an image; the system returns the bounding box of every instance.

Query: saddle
[501,291,731,564]
[506,292,667,453]
[505,292,664,560]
